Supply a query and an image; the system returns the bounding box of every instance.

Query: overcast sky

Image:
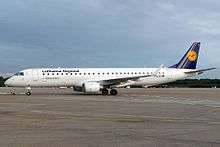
[0,0,219,78]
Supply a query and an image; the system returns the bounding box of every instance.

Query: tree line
[0,76,7,87]
[165,79,220,88]
[0,76,220,88]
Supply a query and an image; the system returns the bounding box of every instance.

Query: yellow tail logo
[187,50,197,61]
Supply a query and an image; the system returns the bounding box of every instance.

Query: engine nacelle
[82,82,102,93]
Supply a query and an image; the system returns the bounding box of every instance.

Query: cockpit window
[14,72,24,76]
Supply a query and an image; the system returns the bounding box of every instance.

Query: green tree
[0,76,5,87]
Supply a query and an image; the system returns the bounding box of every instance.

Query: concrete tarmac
[0,88,220,147]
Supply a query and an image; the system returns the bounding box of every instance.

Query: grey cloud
[0,0,219,78]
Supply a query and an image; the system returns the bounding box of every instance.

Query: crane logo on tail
[187,50,197,62]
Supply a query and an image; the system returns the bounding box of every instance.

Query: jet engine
[82,82,102,93]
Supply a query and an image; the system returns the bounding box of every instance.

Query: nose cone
[4,78,12,87]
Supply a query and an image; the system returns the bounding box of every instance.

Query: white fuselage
[5,68,193,88]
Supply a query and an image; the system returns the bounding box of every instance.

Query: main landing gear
[25,87,32,96]
[110,89,118,95]
[101,88,118,96]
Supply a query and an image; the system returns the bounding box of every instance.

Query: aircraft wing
[99,75,152,86]
[184,68,216,75]
[96,65,166,87]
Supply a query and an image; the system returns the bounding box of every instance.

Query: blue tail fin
[170,42,200,69]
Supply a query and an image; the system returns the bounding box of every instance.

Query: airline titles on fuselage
[42,69,80,73]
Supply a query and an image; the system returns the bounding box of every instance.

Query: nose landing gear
[10,88,16,95]
[25,87,32,96]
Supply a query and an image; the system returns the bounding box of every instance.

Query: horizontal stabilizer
[184,68,216,75]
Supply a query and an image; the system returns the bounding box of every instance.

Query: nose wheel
[25,92,32,96]
[10,88,16,95]
[25,87,32,96]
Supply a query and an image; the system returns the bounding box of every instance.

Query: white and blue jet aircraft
[5,42,215,96]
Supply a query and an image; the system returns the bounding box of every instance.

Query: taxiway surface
[0,88,220,147]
